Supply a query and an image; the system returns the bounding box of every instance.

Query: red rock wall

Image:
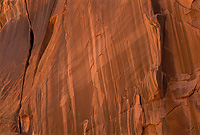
[0,0,200,134]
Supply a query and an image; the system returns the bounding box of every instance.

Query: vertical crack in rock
[18,0,58,132]
[141,0,167,101]
[19,26,34,134]
[140,98,146,135]
[139,1,167,132]
[150,0,161,14]
[162,74,169,97]
[24,0,32,27]
[18,0,34,133]
[152,2,166,99]
[151,0,167,98]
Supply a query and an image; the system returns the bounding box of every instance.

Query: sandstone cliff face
[0,0,200,134]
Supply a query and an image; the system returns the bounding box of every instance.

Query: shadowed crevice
[24,0,32,27]
[18,0,59,132]
[151,0,161,14]
[18,28,34,134]
[18,0,34,133]
[151,0,167,98]
[157,14,167,98]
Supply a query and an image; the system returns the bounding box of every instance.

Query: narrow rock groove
[24,0,32,26]
[18,0,34,133]
[18,28,34,133]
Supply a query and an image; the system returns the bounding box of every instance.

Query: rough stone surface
[0,0,200,134]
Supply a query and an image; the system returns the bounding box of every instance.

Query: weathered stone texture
[0,0,200,134]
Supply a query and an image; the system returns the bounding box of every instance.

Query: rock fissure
[18,0,35,133]
[18,29,34,133]
[140,95,146,135]
[1,0,200,134]
[175,84,198,99]
[165,103,181,117]
[151,0,161,14]
[24,0,32,27]
[186,22,200,30]
[145,0,167,101]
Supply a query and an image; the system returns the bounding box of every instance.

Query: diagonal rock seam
[164,103,182,117]
[175,84,198,99]
[17,0,34,133]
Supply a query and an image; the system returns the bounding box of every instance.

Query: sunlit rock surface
[0,0,200,134]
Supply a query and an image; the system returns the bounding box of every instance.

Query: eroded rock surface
[0,0,200,134]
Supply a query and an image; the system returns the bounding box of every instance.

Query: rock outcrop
[0,0,200,134]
